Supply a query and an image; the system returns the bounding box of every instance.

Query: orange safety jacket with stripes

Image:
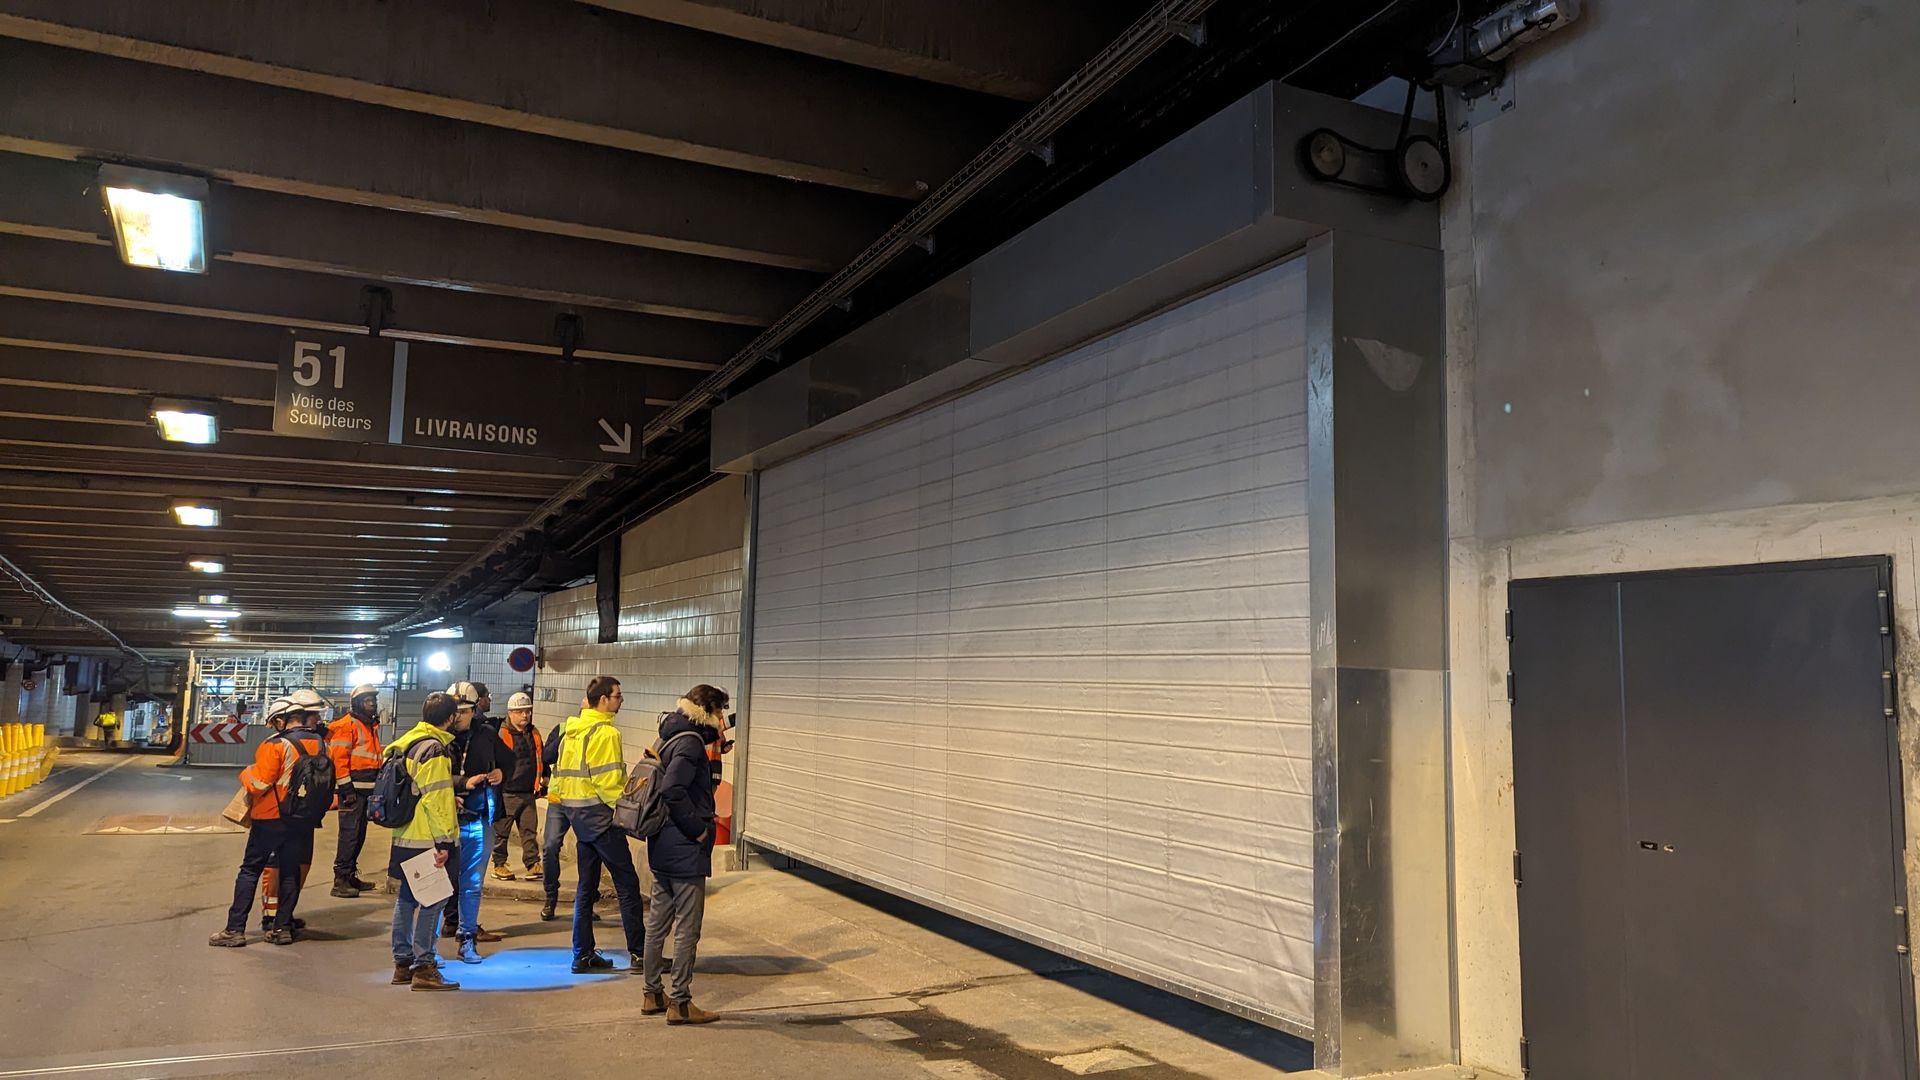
[241,728,328,821]
[325,715,384,787]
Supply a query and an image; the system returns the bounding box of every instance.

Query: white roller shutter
[746,258,1312,1027]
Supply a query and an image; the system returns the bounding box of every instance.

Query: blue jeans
[541,800,569,900]
[448,817,488,937]
[392,875,446,967]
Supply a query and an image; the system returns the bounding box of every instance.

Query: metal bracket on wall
[1506,670,1516,703]
[1520,1037,1532,1077]
[1897,905,1910,956]
[1513,849,1523,888]
[1443,75,1517,132]
[1881,589,1893,635]
[1885,671,1897,719]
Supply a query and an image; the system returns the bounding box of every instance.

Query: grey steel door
[1511,557,1916,1080]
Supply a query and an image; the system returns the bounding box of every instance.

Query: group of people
[210,674,732,1024]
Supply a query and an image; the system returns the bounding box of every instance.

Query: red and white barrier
[190,722,248,745]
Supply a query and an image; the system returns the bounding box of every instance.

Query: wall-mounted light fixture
[150,397,220,445]
[99,164,209,273]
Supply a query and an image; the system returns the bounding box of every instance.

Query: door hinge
[1884,671,1896,719]
[1513,849,1524,888]
[1898,905,1910,956]
[1880,589,1893,636]
[1519,1036,1531,1076]
[1504,607,1514,641]
[1506,671,1516,703]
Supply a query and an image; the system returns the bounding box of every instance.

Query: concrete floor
[0,754,1501,1080]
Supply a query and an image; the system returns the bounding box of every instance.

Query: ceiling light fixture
[426,651,452,673]
[99,164,209,273]
[150,397,220,445]
[199,592,229,605]
[171,500,222,528]
[187,558,226,574]
[173,606,241,620]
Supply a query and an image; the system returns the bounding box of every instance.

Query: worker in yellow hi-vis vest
[95,709,120,750]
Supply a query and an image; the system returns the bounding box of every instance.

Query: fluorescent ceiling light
[349,665,387,686]
[151,398,219,445]
[413,626,464,640]
[426,651,452,673]
[171,501,222,528]
[99,164,209,273]
[173,606,241,620]
[187,558,225,574]
[199,593,229,605]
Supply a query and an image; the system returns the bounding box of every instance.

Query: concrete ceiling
[0,0,1144,656]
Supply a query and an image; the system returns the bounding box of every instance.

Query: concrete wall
[1445,2,1920,1073]
[534,475,746,767]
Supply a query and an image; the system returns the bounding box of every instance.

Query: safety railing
[0,723,57,797]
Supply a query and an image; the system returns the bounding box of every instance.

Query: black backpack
[275,733,336,827]
[614,730,703,840]
[367,737,446,829]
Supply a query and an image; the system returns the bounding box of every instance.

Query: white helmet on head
[446,681,480,709]
[263,688,333,726]
[349,684,380,703]
[506,691,533,712]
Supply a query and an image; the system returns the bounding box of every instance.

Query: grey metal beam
[0,512,495,547]
[0,0,1008,199]
[0,498,515,533]
[0,446,570,499]
[0,39,901,272]
[0,412,585,482]
[0,232,736,374]
[0,529,477,558]
[0,469,541,515]
[579,0,1133,102]
[0,153,817,329]
[0,343,275,403]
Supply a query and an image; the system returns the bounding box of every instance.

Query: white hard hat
[349,684,380,702]
[506,691,534,711]
[446,681,480,708]
[263,688,333,724]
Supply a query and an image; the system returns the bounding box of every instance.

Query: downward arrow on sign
[596,419,633,455]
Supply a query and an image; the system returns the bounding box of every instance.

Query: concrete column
[0,656,20,724]
[1308,232,1453,1075]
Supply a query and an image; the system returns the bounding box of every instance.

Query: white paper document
[400,848,454,907]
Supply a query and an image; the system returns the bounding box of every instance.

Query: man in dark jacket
[443,681,512,960]
[492,692,543,880]
[640,684,729,1025]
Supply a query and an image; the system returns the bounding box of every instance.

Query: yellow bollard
[2,724,17,797]
[42,740,58,784]
[4,723,20,796]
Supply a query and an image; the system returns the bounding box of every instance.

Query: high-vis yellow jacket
[548,708,626,809]
[387,721,457,856]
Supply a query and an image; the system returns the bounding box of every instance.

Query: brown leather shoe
[666,1000,719,1025]
[409,963,460,991]
[471,926,504,943]
[641,990,667,1015]
[391,963,414,986]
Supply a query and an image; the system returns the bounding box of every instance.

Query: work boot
[641,990,667,1016]
[349,875,378,892]
[331,880,360,898]
[666,1001,720,1025]
[207,929,247,948]
[391,963,415,986]
[265,928,296,946]
[571,951,616,974]
[490,865,515,881]
[540,897,557,921]
[456,936,483,965]
[442,919,458,938]
[409,963,460,992]
[262,917,306,933]
[472,925,504,943]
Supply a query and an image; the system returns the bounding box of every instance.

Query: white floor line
[18,758,136,818]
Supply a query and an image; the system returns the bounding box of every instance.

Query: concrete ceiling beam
[0,38,899,272]
[0,0,1008,198]
[0,153,818,329]
[579,0,1136,102]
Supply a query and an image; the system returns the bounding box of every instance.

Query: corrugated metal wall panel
[746,258,1311,1027]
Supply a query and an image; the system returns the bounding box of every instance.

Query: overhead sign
[272,331,657,463]
[272,330,395,442]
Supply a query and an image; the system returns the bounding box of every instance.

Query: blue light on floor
[430,946,635,992]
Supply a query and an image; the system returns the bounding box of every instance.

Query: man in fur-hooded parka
[649,692,726,879]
